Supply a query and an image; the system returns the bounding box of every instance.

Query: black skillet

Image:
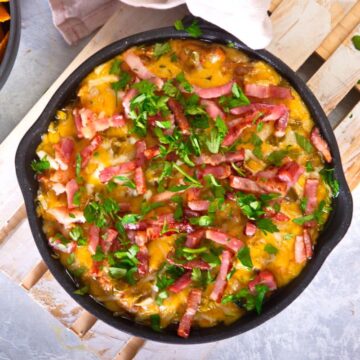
[15,17,353,344]
[0,0,20,90]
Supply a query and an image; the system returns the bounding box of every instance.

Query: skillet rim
[15,23,353,344]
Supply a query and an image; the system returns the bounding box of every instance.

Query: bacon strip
[310,127,332,163]
[200,99,225,120]
[188,200,210,212]
[303,229,313,258]
[88,225,100,255]
[99,161,136,183]
[65,179,79,209]
[54,138,74,170]
[229,176,266,194]
[123,49,163,89]
[222,118,253,147]
[244,222,257,236]
[101,228,118,253]
[49,237,76,254]
[134,167,146,195]
[135,140,146,166]
[248,270,277,293]
[210,250,232,302]
[294,235,306,263]
[134,231,149,275]
[194,81,233,99]
[205,230,244,253]
[168,98,190,135]
[304,178,319,214]
[81,135,103,168]
[122,88,138,118]
[185,229,205,248]
[244,84,292,99]
[199,164,231,180]
[277,161,304,188]
[168,272,192,293]
[74,108,126,139]
[177,288,202,338]
[167,256,211,270]
[195,149,245,166]
[144,146,160,160]
[47,207,85,228]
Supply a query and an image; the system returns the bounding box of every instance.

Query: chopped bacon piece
[99,161,136,183]
[124,221,147,231]
[303,229,313,258]
[81,135,103,168]
[122,88,138,118]
[274,110,289,137]
[185,229,205,248]
[65,179,79,209]
[244,222,257,236]
[186,188,201,201]
[255,167,278,180]
[134,167,146,195]
[73,108,126,139]
[199,164,231,179]
[167,256,211,270]
[50,167,75,185]
[47,207,85,228]
[123,49,163,89]
[54,138,74,170]
[118,202,131,212]
[144,146,160,160]
[229,176,266,194]
[248,270,277,293]
[137,246,149,275]
[272,212,290,222]
[210,250,232,302]
[244,84,292,99]
[310,127,332,163]
[168,272,192,293]
[49,237,76,254]
[101,228,118,253]
[195,149,245,166]
[222,118,253,147]
[194,81,233,99]
[135,140,146,166]
[88,225,100,254]
[177,288,202,338]
[304,178,319,214]
[146,225,161,240]
[205,230,244,253]
[168,98,190,135]
[294,235,306,264]
[256,178,288,195]
[200,99,225,120]
[277,161,304,188]
[148,213,175,226]
[151,189,184,202]
[188,200,210,212]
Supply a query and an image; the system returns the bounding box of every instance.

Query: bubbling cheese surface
[34,40,333,337]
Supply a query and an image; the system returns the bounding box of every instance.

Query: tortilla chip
[0,30,9,62]
[0,4,10,22]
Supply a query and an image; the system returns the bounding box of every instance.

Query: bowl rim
[15,23,353,344]
[0,0,21,91]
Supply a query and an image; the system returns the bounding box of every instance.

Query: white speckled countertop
[0,1,359,359]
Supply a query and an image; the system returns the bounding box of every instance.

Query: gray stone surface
[0,1,359,359]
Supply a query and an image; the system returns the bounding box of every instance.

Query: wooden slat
[269,0,283,13]
[21,260,48,290]
[335,103,360,191]
[114,338,146,360]
[0,203,26,244]
[268,0,356,70]
[308,24,360,115]
[71,310,98,337]
[0,219,42,282]
[317,1,360,60]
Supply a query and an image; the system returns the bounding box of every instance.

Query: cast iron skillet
[15,18,353,344]
[0,0,21,90]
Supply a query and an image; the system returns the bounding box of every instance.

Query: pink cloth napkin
[48,0,119,45]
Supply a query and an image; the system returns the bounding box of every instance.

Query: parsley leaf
[174,19,202,38]
[189,215,214,227]
[150,314,161,332]
[237,246,253,268]
[295,133,314,153]
[305,161,314,172]
[31,156,50,173]
[218,83,250,112]
[73,285,89,296]
[109,59,122,75]
[114,175,136,189]
[320,167,339,197]
[153,43,172,58]
[256,218,279,234]
[264,244,278,255]
[206,116,228,154]
[267,149,288,166]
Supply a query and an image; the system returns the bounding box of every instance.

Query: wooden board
[0,1,359,359]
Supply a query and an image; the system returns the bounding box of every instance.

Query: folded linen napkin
[48,0,272,49]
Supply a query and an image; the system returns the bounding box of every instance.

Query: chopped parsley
[31,156,50,173]
[237,246,253,268]
[114,175,136,189]
[320,167,340,197]
[174,19,203,38]
[219,83,250,112]
[267,149,288,166]
[150,314,161,332]
[295,133,314,153]
[206,116,228,154]
[153,42,172,58]
[264,244,278,255]
[73,285,89,296]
